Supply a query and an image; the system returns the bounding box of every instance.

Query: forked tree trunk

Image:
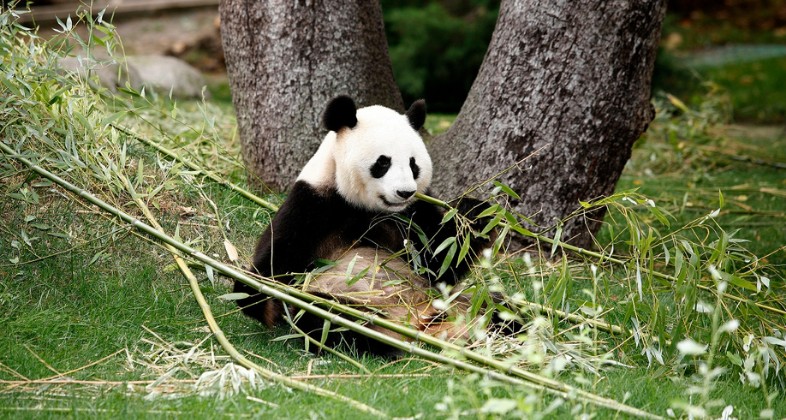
[430,0,666,248]
[219,0,403,191]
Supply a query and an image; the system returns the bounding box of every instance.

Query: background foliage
[381,0,499,112]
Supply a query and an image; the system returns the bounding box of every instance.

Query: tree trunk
[430,0,666,248]
[219,0,403,192]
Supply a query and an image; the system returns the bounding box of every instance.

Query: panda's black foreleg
[236,181,346,326]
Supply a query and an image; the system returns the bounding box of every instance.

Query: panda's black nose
[396,190,415,199]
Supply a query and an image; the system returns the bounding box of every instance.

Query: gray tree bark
[430,0,666,248]
[219,0,403,191]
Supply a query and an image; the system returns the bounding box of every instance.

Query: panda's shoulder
[274,180,361,222]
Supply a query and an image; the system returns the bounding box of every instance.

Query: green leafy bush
[382,0,499,112]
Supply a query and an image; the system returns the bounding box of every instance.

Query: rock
[126,55,209,99]
[59,55,208,99]
[58,56,143,93]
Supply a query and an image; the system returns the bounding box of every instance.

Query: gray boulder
[59,55,207,99]
[127,55,208,99]
[58,56,143,93]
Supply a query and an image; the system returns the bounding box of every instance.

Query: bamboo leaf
[345,253,359,278]
[346,267,370,286]
[477,204,500,219]
[481,398,517,415]
[101,111,126,127]
[492,181,520,200]
[433,236,456,256]
[456,232,471,264]
[508,223,533,236]
[224,239,239,262]
[320,319,331,346]
[20,230,31,247]
[646,204,671,227]
[135,159,144,187]
[481,214,501,235]
[218,293,250,301]
[550,224,563,258]
[674,245,684,278]
[440,208,458,224]
[662,244,670,266]
[206,265,215,285]
[31,223,50,231]
[437,243,457,278]
[270,334,303,342]
[718,270,757,292]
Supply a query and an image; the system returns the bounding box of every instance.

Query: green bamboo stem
[1,142,660,419]
[414,192,450,208]
[115,171,385,416]
[417,193,786,317]
[110,123,279,212]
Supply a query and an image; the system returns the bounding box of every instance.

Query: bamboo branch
[416,192,786,317]
[110,123,279,212]
[1,141,661,419]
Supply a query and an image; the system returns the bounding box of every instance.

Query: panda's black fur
[234,96,498,356]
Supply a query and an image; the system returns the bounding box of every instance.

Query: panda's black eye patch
[410,157,420,180]
[370,155,391,178]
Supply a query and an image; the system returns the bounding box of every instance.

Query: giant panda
[234,95,502,356]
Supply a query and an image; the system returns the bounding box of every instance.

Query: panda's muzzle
[380,195,411,209]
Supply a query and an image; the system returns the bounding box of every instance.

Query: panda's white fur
[298,105,433,212]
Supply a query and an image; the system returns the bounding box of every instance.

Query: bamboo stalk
[1,141,661,419]
[515,300,627,336]
[115,170,385,417]
[110,124,279,212]
[221,270,663,417]
[416,192,786,317]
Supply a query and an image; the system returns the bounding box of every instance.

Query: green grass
[655,55,786,124]
[621,122,786,265]
[656,8,786,124]
[697,57,786,123]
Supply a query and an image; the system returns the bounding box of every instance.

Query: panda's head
[318,95,433,212]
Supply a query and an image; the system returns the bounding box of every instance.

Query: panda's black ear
[406,99,426,131]
[323,95,358,132]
